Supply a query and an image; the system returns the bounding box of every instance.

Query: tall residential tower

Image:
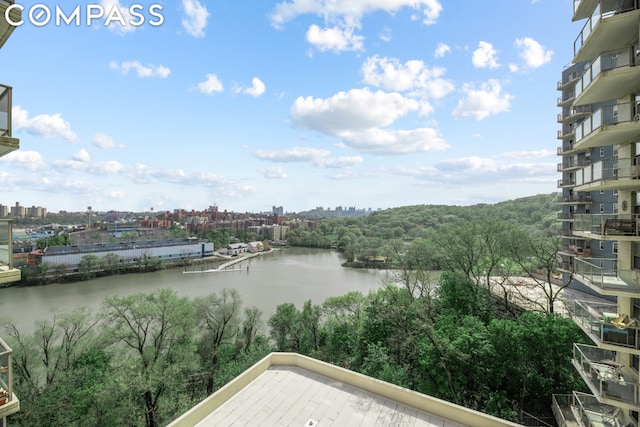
[0,1,21,426]
[554,0,640,425]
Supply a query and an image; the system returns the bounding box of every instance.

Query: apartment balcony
[562,243,592,257]
[573,1,640,63]
[0,337,19,420]
[558,89,577,107]
[559,212,576,222]
[558,193,593,204]
[559,105,593,123]
[571,299,640,349]
[573,343,640,409]
[0,1,20,49]
[573,156,640,192]
[574,102,640,150]
[552,392,628,427]
[557,67,584,90]
[573,213,640,242]
[0,84,18,157]
[573,257,640,297]
[573,0,600,21]
[559,178,577,188]
[559,157,593,172]
[0,220,19,285]
[558,142,578,156]
[574,46,640,106]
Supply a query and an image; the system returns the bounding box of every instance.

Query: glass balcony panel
[574,343,640,406]
[0,337,13,405]
[0,220,10,267]
[573,391,625,427]
[571,300,640,348]
[0,84,10,137]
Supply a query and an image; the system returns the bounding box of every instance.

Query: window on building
[600,241,605,250]
[613,242,618,254]
[600,204,605,213]
[600,147,605,157]
[613,203,618,214]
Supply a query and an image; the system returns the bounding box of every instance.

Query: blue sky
[1,0,579,214]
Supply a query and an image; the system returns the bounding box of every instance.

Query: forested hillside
[288,193,559,265]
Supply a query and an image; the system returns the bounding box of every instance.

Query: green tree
[78,254,101,279]
[102,252,121,274]
[268,303,301,352]
[101,289,197,427]
[193,289,242,393]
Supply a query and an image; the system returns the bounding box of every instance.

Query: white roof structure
[168,353,521,427]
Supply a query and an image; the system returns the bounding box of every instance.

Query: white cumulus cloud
[109,60,170,78]
[361,55,454,99]
[12,106,78,141]
[270,0,442,52]
[73,149,91,163]
[291,88,420,136]
[338,128,450,155]
[515,37,553,69]
[306,25,364,52]
[244,77,266,97]
[452,80,513,120]
[434,43,451,58]
[1,150,47,171]
[93,133,123,149]
[182,0,210,38]
[196,74,224,95]
[472,41,499,69]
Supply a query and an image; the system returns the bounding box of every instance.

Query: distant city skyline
[0,1,576,213]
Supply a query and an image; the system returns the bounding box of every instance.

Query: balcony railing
[557,89,576,106]
[0,336,13,406]
[574,0,638,58]
[552,392,627,427]
[0,84,11,138]
[557,178,577,188]
[558,157,592,172]
[574,156,640,187]
[573,213,640,239]
[0,220,19,285]
[558,193,592,203]
[575,46,637,100]
[575,102,639,144]
[573,343,640,406]
[571,300,640,348]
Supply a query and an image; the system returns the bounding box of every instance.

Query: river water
[0,248,388,335]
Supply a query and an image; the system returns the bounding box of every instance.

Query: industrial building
[554,0,640,425]
[33,238,214,271]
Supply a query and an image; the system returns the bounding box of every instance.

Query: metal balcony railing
[552,391,626,427]
[574,156,640,187]
[558,193,592,203]
[575,46,637,99]
[0,336,13,406]
[0,84,12,138]
[573,343,640,406]
[574,0,639,58]
[0,219,12,269]
[575,102,640,143]
[571,300,640,348]
[573,213,640,237]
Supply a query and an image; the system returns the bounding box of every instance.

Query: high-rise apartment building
[554,0,640,425]
[0,2,21,425]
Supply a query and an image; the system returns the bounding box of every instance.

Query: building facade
[0,2,22,425]
[554,0,640,425]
